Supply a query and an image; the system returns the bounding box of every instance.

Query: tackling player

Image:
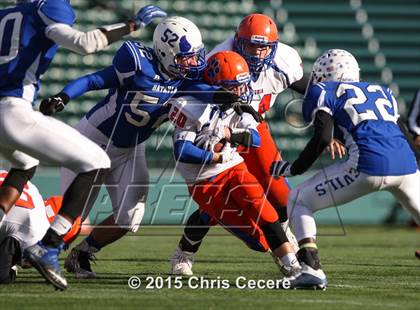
[0,0,167,290]
[39,16,207,278]
[169,51,327,289]
[171,13,344,275]
[270,49,420,288]
[0,171,80,284]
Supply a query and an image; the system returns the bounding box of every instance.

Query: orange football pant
[189,162,278,252]
[239,121,290,214]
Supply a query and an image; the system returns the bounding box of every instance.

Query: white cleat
[170,246,194,276]
[284,263,328,290]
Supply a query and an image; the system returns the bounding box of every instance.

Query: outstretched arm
[271,110,334,177]
[45,5,166,54]
[39,66,119,115]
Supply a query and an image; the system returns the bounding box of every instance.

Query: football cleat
[268,251,301,277]
[23,242,67,291]
[283,263,328,290]
[64,248,97,279]
[170,246,194,276]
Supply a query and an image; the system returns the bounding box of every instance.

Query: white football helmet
[311,49,360,84]
[153,16,205,79]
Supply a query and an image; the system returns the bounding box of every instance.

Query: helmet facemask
[235,37,277,73]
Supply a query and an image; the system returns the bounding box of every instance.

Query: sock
[280,253,300,268]
[275,206,289,223]
[179,234,203,253]
[50,214,73,236]
[42,228,64,247]
[75,236,101,253]
[299,242,318,250]
[289,204,317,241]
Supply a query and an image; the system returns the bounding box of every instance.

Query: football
[213,138,227,152]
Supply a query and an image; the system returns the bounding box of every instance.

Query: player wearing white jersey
[171,13,308,274]
[271,49,420,288]
[0,1,167,290]
[0,171,80,283]
[169,51,327,289]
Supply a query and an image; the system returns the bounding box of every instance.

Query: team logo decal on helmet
[204,51,253,105]
[153,16,206,80]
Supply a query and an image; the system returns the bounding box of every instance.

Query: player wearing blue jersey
[270,49,420,289]
[39,16,207,278]
[0,0,167,290]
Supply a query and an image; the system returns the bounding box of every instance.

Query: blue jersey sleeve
[302,83,335,123]
[177,81,220,103]
[250,128,261,147]
[62,66,120,99]
[174,140,214,164]
[39,0,76,26]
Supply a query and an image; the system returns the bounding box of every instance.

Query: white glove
[270,160,293,178]
[195,125,226,150]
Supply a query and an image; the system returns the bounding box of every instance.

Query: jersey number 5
[0,12,23,65]
[338,84,398,126]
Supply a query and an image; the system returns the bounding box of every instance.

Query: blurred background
[0,0,419,227]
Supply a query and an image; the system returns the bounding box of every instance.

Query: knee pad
[114,201,145,233]
[2,166,37,193]
[261,220,289,250]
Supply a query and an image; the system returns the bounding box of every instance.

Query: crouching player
[169,51,327,289]
[270,49,420,287]
[0,171,80,284]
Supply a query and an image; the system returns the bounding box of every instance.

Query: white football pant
[287,160,420,241]
[0,97,110,172]
[61,117,148,232]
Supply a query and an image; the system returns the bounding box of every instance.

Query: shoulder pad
[170,97,212,131]
[39,0,75,26]
[113,41,156,74]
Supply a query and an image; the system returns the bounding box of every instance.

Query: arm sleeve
[45,23,108,55]
[290,110,334,175]
[290,74,310,95]
[62,66,120,100]
[174,140,214,164]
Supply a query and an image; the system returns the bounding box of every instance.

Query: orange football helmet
[235,14,278,71]
[204,51,252,103]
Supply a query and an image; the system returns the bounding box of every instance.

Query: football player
[0,171,80,284]
[171,13,344,276]
[270,49,420,288]
[0,0,166,290]
[39,16,207,278]
[169,51,327,289]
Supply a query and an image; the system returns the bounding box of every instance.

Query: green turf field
[1,226,419,310]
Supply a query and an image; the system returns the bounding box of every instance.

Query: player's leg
[385,170,420,225]
[287,161,378,288]
[0,236,21,284]
[0,148,39,220]
[65,143,149,278]
[1,104,112,290]
[240,122,298,250]
[226,163,302,276]
[171,174,228,275]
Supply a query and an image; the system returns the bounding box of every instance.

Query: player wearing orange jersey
[169,51,327,289]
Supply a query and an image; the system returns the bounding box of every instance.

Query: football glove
[270,160,293,178]
[195,124,226,150]
[39,93,70,116]
[134,5,167,29]
[231,102,263,123]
